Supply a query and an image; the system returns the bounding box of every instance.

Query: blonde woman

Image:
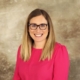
[13,8,70,80]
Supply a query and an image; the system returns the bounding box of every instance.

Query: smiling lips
[34,34,43,37]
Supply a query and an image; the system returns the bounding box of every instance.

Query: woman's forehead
[29,15,47,24]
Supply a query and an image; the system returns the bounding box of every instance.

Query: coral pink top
[13,42,70,80]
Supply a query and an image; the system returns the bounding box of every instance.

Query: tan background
[0,0,80,80]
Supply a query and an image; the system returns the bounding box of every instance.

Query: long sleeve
[53,45,70,80]
[13,46,21,80]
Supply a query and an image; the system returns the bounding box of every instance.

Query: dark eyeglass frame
[29,23,48,30]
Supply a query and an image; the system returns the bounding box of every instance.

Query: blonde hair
[21,8,55,61]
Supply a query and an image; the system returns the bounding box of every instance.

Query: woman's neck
[33,40,46,49]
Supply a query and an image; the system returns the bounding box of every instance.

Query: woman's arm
[53,45,70,80]
[13,46,21,80]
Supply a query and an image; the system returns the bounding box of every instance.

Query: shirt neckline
[32,47,43,51]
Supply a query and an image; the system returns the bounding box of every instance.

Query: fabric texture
[13,42,70,80]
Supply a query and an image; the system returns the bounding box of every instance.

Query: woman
[13,8,70,80]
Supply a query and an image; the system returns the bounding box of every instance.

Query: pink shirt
[13,42,70,80]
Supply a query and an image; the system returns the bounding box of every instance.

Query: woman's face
[29,15,49,44]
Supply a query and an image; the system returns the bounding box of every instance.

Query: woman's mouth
[34,34,43,37]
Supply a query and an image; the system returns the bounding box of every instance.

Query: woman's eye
[40,24,45,27]
[32,24,36,27]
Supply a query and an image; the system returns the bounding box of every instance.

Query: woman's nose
[36,26,41,32]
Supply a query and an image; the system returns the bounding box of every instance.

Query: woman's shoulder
[55,42,67,49]
[17,45,21,53]
[16,45,21,59]
[54,42,68,54]
[53,42,70,64]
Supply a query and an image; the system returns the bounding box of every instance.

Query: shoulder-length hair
[21,8,55,61]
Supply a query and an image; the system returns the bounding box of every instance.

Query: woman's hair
[21,8,55,61]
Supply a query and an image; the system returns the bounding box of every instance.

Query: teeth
[35,34,42,37]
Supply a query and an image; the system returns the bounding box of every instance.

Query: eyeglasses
[29,23,48,30]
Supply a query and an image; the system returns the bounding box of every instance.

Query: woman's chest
[19,57,54,80]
